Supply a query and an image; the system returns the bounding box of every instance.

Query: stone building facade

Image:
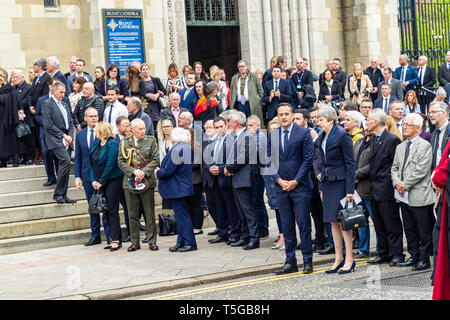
[0,0,400,80]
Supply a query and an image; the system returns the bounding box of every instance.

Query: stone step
[0,215,216,256]
[0,187,86,209]
[0,164,74,181]
[0,176,77,194]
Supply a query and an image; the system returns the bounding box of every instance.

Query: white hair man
[416,55,436,113]
[74,82,104,130]
[46,56,67,87]
[391,112,435,270]
[366,107,404,266]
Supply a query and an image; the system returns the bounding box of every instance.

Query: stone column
[270,0,283,57]
[298,0,310,60]
[280,0,292,64]
[262,0,274,64]
[289,0,301,62]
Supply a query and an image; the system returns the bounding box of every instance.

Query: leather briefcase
[158,213,178,236]
[338,201,368,231]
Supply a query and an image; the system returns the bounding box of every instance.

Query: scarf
[240,73,247,96]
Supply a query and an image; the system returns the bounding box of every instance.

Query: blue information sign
[103,10,145,77]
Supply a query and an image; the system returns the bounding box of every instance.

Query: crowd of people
[1,51,450,290]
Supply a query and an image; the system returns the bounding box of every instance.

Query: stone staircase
[0,164,215,255]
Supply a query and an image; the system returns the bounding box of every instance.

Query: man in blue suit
[394,54,419,97]
[204,117,241,244]
[268,103,314,275]
[262,66,292,123]
[35,78,71,186]
[179,72,196,111]
[374,83,396,114]
[46,56,67,88]
[266,103,314,275]
[74,107,111,246]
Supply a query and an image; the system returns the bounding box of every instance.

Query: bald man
[74,82,105,130]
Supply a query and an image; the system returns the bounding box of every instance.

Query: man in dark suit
[35,78,71,186]
[378,67,403,101]
[429,101,449,170]
[262,66,291,123]
[366,108,404,266]
[160,92,189,127]
[331,58,347,97]
[438,51,450,87]
[268,103,314,275]
[224,112,259,250]
[179,72,196,111]
[291,58,314,106]
[41,82,76,204]
[30,58,51,109]
[365,58,384,103]
[416,55,436,114]
[46,56,67,88]
[374,83,396,114]
[394,54,419,97]
[75,107,111,246]
[204,117,241,244]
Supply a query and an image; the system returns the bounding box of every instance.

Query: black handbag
[88,190,109,214]
[15,122,31,138]
[338,201,368,231]
[158,213,178,236]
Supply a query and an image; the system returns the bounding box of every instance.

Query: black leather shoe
[169,244,182,252]
[413,261,431,271]
[54,195,66,204]
[258,229,269,238]
[396,257,417,267]
[227,237,239,245]
[368,257,389,264]
[24,160,34,165]
[389,257,405,267]
[142,236,148,244]
[243,241,260,250]
[122,235,131,243]
[317,244,335,255]
[231,239,249,247]
[84,237,101,246]
[313,242,326,252]
[63,196,77,204]
[178,245,198,252]
[43,181,56,187]
[208,228,219,236]
[275,263,299,275]
[303,262,313,274]
[208,236,228,244]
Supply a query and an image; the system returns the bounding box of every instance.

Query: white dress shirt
[103,100,129,134]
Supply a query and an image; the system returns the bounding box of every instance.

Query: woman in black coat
[140,63,165,131]
[0,76,20,167]
[318,68,343,103]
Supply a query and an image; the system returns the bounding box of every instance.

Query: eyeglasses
[402,123,417,128]
[429,110,443,115]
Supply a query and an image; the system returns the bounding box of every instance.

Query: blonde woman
[165,63,186,95]
[211,68,229,111]
[159,119,174,164]
[90,122,124,251]
[349,63,373,105]
[385,115,403,141]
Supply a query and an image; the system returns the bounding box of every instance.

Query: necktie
[432,129,441,169]
[58,101,69,129]
[401,141,412,180]
[283,129,289,153]
[108,104,113,123]
[275,80,279,92]
[418,68,423,85]
[89,129,95,149]
[184,88,191,100]
[383,98,388,114]
[214,136,223,164]
[240,74,246,105]
[401,67,406,84]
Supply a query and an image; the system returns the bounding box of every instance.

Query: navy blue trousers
[83,181,111,240]
[170,197,197,247]
[212,183,241,240]
[277,189,313,265]
[253,173,269,235]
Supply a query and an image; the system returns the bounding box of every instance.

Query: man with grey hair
[416,55,436,113]
[395,54,419,96]
[67,58,92,95]
[430,101,450,169]
[433,87,447,103]
[74,82,104,130]
[64,56,79,79]
[366,107,404,266]
[46,56,67,87]
[391,113,435,270]
[127,96,154,137]
[438,50,450,86]
[224,111,260,250]
[178,110,202,143]
[160,92,189,127]
[30,57,51,108]
[379,67,403,101]
[230,59,264,126]
[365,58,383,103]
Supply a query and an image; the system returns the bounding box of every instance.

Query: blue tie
[89,129,95,149]
[283,129,289,153]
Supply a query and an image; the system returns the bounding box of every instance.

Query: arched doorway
[185,0,241,81]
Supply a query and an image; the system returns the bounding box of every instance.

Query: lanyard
[296,70,304,90]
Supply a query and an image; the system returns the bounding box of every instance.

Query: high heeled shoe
[324,260,345,274]
[338,260,356,274]
[110,241,122,252]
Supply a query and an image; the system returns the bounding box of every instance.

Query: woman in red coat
[431,141,450,300]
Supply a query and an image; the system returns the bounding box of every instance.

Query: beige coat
[349,74,373,105]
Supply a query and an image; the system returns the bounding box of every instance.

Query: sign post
[103,9,145,77]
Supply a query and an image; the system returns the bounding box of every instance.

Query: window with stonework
[185,0,238,26]
[44,0,58,9]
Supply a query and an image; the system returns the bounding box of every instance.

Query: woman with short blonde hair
[95,121,115,140]
[349,63,373,106]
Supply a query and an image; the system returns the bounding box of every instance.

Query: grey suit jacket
[438,63,450,86]
[41,98,74,150]
[378,78,403,101]
[391,136,435,207]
